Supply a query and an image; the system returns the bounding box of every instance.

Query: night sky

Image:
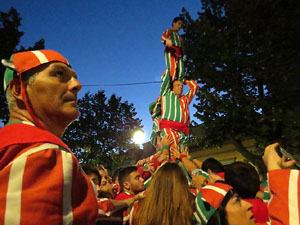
[2,0,202,142]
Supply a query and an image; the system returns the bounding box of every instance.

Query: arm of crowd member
[171,145,198,175]
[136,156,158,180]
[161,29,172,47]
[97,198,115,218]
[136,159,151,180]
[184,79,199,104]
[191,158,202,169]
[97,193,144,218]
[149,151,163,167]
[160,134,173,160]
[262,143,299,225]
[151,97,161,121]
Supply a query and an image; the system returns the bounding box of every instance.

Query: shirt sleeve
[184,79,199,104]
[268,169,300,225]
[97,198,115,218]
[161,29,170,44]
[1,144,97,225]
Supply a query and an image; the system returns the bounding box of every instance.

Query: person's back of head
[112,167,123,185]
[81,164,101,187]
[202,158,224,173]
[134,162,194,225]
[225,161,260,199]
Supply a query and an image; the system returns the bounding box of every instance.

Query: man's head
[118,166,144,195]
[171,80,183,96]
[81,164,101,195]
[1,50,82,137]
[172,17,184,31]
[97,164,112,186]
[148,102,156,115]
[225,162,260,199]
[112,167,123,185]
[202,157,224,174]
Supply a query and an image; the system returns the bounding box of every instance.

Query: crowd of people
[0,16,299,225]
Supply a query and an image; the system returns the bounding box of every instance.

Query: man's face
[172,80,183,96]
[87,172,101,194]
[87,172,100,186]
[99,169,111,186]
[128,171,144,194]
[26,62,81,127]
[173,20,183,31]
[192,174,208,189]
[225,194,256,225]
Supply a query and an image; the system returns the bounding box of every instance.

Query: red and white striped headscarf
[2,50,70,129]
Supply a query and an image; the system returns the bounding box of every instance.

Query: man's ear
[207,169,213,174]
[9,78,23,101]
[123,181,131,190]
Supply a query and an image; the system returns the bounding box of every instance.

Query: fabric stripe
[289,170,299,225]
[4,143,61,225]
[31,50,49,64]
[5,143,59,168]
[195,198,208,223]
[202,185,227,196]
[98,209,113,217]
[173,94,178,121]
[5,156,27,225]
[167,95,172,119]
[193,211,202,225]
[61,150,74,225]
[180,98,184,123]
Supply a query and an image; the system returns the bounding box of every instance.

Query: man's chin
[64,109,80,123]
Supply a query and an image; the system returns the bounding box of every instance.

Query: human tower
[149,17,199,161]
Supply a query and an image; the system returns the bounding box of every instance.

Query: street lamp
[133,130,145,145]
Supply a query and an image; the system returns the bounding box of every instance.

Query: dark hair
[112,167,123,183]
[172,17,184,25]
[118,166,138,189]
[224,162,260,199]
[202,158,224,173]
[81,164,101,184]
[206,190,236,225]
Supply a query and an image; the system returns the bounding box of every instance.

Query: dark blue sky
[2,0,202,142]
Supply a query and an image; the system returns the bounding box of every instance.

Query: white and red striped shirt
[0,122,111,225]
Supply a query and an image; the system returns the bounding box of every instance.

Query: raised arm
[184,79,199,104]
[161,29,172,47]
[263,143,299,225]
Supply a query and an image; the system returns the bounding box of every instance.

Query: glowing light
[133,130,145,145]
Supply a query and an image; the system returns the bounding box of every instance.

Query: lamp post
[132,130,145,146]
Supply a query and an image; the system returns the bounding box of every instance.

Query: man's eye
[55,71,64,76]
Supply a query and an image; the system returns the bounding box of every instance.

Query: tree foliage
[182,0,300,172]
[62,91,143,170]
[0,7,45,124]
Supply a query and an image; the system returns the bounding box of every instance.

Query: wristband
[162,145,170,150]
[179,154,187,161]
[189,156,195,161]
